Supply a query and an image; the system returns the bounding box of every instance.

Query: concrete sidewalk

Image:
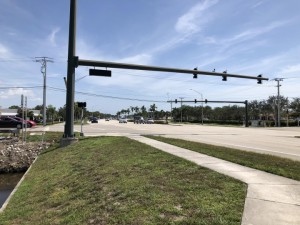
[129,135,300,225]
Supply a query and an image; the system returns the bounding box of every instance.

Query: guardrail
[0,128,20,136]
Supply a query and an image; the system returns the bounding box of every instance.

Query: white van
[119,117,127,123]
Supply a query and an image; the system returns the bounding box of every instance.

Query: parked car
[0,117,23,129]
[134,116,145,124]
[33,118,42,123]
[146,118,154,124]
[10,116,36,128]
[119,117,127,123]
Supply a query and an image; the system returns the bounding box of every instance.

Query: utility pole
[21,94,24,144]
[35,57,53,126]
[179,97,184,123]
[167,93,172,122]
[274,78,283,127]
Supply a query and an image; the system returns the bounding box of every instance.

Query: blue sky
[0,0,300,114]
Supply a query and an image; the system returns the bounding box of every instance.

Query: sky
[0,0,300,114]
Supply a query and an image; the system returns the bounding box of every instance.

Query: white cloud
[0,88,34,100]
[280,63,300,74]
[48,27,60,46]
[175,0,218,34]
[0,43,9,56]
[118,54,152,65]
[228,20,289,44]
[251,1,264,9]
[195,19,289,50]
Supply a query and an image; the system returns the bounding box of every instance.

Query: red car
[0,117,23,129]
[9,116,36,128]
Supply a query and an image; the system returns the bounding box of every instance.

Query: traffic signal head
[193,67,198,79]
[205,99,208,104]
[257,74,262,84]
[222,75,227,81]
[78,102,86,108]
[175,99,178,104]
[195,99,197,103]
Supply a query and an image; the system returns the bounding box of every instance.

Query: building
[0,108,40,119]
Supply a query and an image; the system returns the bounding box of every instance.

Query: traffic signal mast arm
[76,58,268,82]
[168,100,247,104]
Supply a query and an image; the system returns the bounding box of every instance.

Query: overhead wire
[47,86,167,103]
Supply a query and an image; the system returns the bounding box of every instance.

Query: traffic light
[222,75,227,81]
[175,99,178,104]
[193,67,198,79]
[205,99,208,104]
[78,102,86,108]
[195,99,197,103]
[257,74,262,84]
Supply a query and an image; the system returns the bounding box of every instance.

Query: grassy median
[0,136,246,225]
[145,135,300,181]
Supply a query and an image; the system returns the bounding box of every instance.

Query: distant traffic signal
[195,99,197,103]
[193,67,198,79]
[205,99,208,104]
[257,74,262,84]
[78,102,86,108]
[175,99,178,104]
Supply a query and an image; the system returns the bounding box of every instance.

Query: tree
[134,106,140,115]
[248,100,260,120]
[130,106,135,115]
[27,110,34,120]
[290,97,300,118]
[47,105,57,123]
[9,105,19,109]
[57,105,66,121]
[141,105,147,118]
[149,104,157,118]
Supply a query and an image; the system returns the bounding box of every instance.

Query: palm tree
[47,105,57,123]
[149,104,157,119]
[130,106,135,115]
[141,105,147,118]
[134,106,140,115]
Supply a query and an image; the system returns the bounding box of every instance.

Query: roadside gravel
[0,137,49,173]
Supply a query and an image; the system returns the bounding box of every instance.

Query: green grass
[26,131,82,145]
[0,136,246,225]
[145,135,300,181]
[26,131,64,143]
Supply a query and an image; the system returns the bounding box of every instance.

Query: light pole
[190,89,204,125]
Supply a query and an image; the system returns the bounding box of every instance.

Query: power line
[47,86,166,103]
[0,86,43,89]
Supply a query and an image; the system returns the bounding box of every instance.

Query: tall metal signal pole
[35,57,53,126]
[274,78,283,127]
[61,0,268,146]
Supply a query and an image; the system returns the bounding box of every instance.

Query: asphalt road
[39,120,300,161]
